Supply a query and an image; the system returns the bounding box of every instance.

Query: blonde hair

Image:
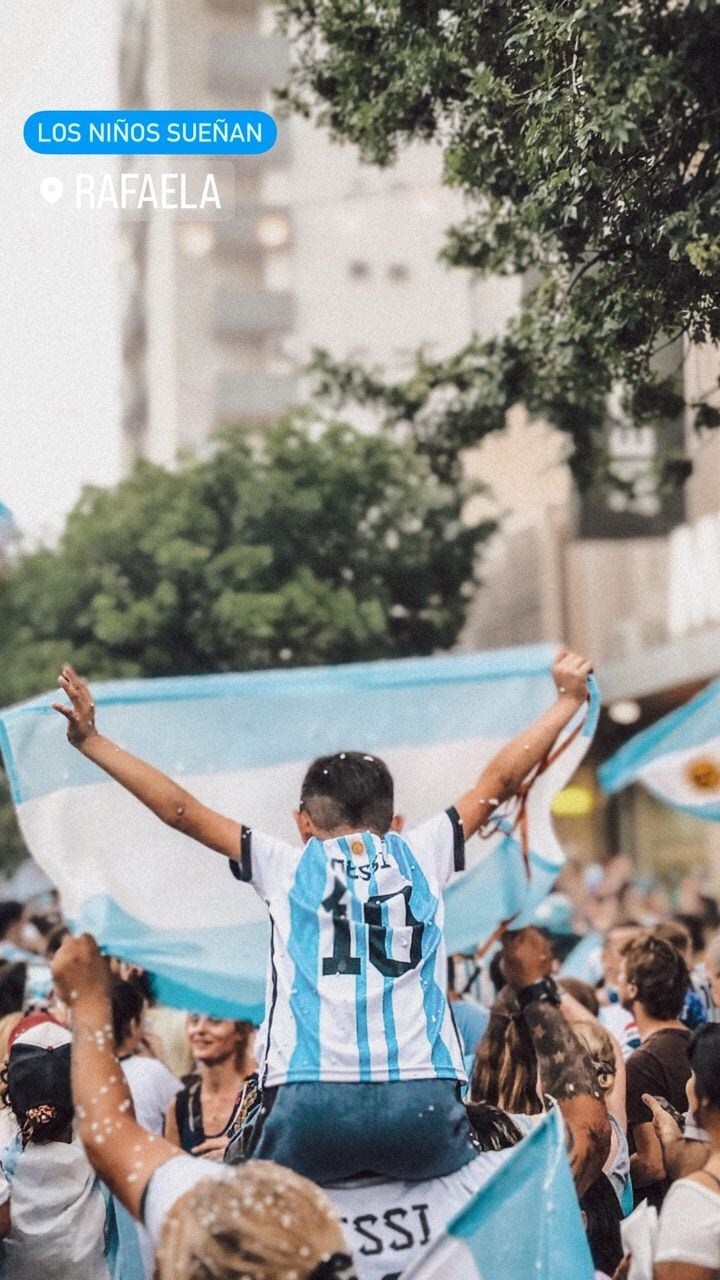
[572,1022,616,1095]
[471,996,543,1115]
[156,1161,350,1280]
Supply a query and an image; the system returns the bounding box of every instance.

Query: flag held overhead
[0,645,598,1016]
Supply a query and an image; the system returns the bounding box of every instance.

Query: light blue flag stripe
[0,645,560,805]
[599,678,720,820]
[599,678,720,794]
[77,895,268,1021]
[0,648,598,1017]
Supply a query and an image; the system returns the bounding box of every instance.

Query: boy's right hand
[552,651,592,705]
[52,665,98,747]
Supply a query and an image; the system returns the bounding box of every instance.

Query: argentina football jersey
[229,810,466,1087]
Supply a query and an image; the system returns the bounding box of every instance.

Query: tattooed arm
[501,928,611,1196]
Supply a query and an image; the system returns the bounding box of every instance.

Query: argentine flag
[0,645,597,1017]
[599,678,720,821]
[399,1108,594,1280]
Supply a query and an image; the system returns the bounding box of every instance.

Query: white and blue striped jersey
[230,809,466,1087]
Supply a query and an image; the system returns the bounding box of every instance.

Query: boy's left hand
[52,665,98,747]
[552,651,592,705]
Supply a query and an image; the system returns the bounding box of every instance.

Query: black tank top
[174,1075,237,1153]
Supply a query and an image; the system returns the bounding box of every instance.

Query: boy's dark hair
[622,932,689,1021]
[110,976,145,1049]
[689,1023,720,1109]
[299,752,394,834]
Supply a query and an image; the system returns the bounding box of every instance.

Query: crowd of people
[0,654,717,1278]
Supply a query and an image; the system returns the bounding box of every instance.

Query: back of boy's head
[300,752,394,835]
[6,1016,73,1144]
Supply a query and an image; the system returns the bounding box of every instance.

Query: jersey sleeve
[228,827,300,900]
[404,806,465,888]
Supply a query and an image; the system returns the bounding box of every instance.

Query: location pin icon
[40,177,64,204]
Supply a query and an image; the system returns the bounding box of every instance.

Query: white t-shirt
[0,1136,111,1280]
[326,1153,509,1280]
[142,1151,507,1280]
[230,812,466,1087]
[655,1177,720,1268]
[121,1054,182,1135]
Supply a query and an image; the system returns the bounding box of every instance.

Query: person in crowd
[0,1014,116,1280]
[643,1090,710,1188]
[52,931,359,1280]
[598,921,642,1058]
[53,652,594,1186]
[699,928,720,1024]
[447,957,489,1068]
[560,977,601,1016]
[165,1014,255,1158]
[654,1024,720,1279]
[471,985,546,1123]
[0,905,38,965]
[110,977,181,1136]
[580,1173,624,1279]
[618,931,692,1209]
[0,965,27,1022]
[473,926,610,1195]
[654,921,707,1031]
[571,1019,631,1214]
[118,968,195,1079]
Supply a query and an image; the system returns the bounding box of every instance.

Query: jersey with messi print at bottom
[229,809,466,1088]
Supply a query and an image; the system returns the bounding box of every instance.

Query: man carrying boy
[54,650,592,1184]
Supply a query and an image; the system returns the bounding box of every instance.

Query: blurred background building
[5,0,720,887]
[117,0,521,470]
[115,0,720,883]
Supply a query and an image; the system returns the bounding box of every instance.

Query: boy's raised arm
[53,665,242,859]
[453,650,592,839]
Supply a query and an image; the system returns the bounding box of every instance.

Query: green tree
[0,416,492,706]
[276,0,720,488]
[0,417,493,871]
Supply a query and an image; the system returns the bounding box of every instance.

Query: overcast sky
[0,4,121,545]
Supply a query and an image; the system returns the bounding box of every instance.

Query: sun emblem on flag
[685,757,720,792]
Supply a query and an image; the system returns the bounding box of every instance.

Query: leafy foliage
[0,417,493,873]
[276,0,720,485]
[0,417,493,709]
